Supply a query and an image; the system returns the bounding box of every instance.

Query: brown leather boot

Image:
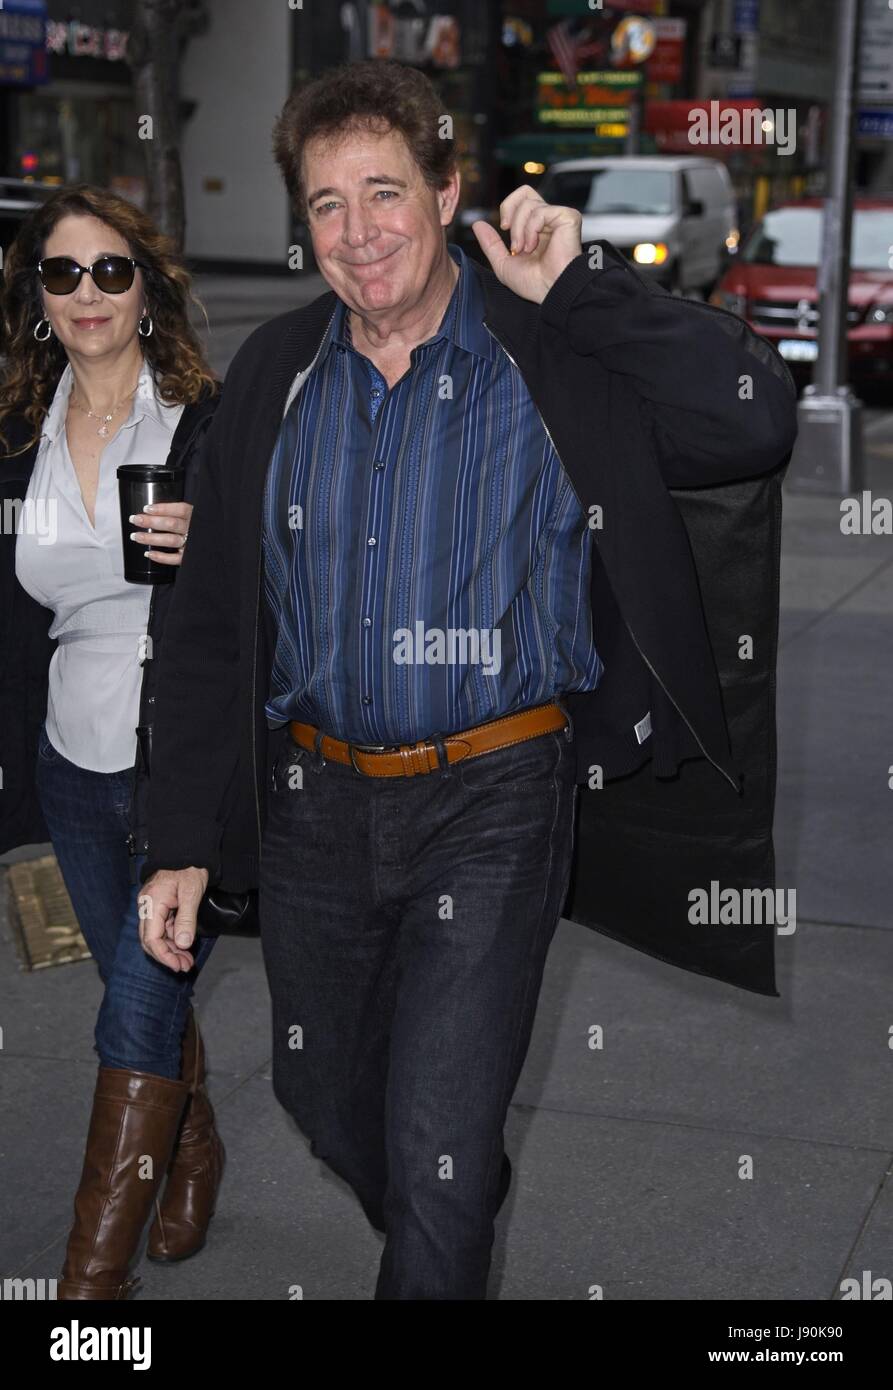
[146,1008,225,1262]
[58,1067,190,1299]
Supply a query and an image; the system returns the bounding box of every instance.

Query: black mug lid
[117,464,181,481]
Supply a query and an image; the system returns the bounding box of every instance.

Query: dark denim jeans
[33,719,216,1079]
[259,718,579,1300]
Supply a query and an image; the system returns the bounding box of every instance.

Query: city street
[2,0,892,1326]
[1,275,891,1301]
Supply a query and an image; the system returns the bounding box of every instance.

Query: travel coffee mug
[117,464,184,584]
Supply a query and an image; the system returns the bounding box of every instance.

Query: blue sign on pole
[0,0,49,88]
[858,108,893,139]
[734,0,760,35]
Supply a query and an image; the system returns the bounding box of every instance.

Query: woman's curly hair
[0,183,217,455]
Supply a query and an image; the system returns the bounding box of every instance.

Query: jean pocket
[456,728,565,791]
[37,723,62,764]
[272,734,309,793]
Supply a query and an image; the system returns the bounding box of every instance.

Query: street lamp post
[787,0,864,495]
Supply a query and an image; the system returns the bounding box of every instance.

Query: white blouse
[15,360,185,773]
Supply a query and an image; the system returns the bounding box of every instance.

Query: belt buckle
[348,741,389,774]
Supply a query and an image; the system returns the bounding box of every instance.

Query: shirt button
[373,459,385,471]
[368,536,376,546]
[362,617,372,628]
[362,695,372,705]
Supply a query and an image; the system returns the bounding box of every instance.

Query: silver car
[536,155,738,297]
[0,177,57,256]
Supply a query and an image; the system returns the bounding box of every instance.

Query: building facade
[1,0,889,270]
[2,0,141,197]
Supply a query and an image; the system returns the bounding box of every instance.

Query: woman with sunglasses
[0,185,225,1299]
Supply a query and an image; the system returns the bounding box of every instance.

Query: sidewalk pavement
[1,276,891,1299]
[189,271,327,379]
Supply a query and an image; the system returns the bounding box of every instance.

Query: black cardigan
[0,384,220,858]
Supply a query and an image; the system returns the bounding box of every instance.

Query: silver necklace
[70,383,138,438]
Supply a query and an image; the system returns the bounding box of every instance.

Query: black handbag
[196,885,260,939]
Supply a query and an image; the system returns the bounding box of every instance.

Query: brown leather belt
[288,702,569,778]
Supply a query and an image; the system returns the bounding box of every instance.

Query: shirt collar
[42,357,179,443]
[41,365,74,443]
[325,241,499,364]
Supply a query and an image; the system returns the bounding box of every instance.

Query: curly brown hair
[0,183,217,455]
[272,59,457,222]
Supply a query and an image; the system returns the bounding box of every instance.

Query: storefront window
[13,86,145,202]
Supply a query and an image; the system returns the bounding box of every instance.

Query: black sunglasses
[37,255,148,295]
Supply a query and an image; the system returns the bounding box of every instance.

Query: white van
[536,156,738,296]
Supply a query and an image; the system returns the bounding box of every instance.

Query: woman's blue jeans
[34,720,216,1079]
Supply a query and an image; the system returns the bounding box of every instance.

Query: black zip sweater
[139,242,798,893]
[0,386,220,859]
[128,390,221,856]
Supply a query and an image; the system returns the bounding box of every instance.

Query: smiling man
[138,60,798,1300]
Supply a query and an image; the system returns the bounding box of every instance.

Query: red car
[710,197,893,391]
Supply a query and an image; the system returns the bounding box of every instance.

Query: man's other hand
[138,867,210,972]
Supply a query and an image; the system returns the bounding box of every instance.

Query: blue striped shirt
[262,242,602,745]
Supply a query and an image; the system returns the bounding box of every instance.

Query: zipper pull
[126,832,136,856]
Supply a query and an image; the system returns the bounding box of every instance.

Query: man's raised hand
[472,185,583,305]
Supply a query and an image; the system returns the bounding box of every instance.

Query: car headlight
[632,242,669,266]
[709,290,748,316]
[867,305,893,324]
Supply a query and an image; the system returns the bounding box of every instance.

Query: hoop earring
[34,318,52,342]
[138,314,153,338]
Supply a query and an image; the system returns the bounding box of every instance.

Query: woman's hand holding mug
[128,500,193,566]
